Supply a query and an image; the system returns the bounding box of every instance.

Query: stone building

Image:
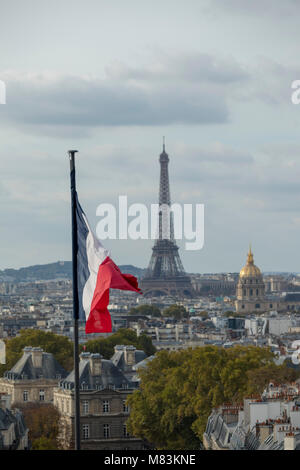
[0,394,28,450]
[234,247,300,315]
[0,346,67,405]
[110,345,147,382]
[235,246,268,314]
[203,382,300,450]
[54,347,150,450]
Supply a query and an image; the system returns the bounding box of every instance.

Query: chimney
[284,433,296,450]
[31,347,43,368]
[89,353,102,376]
[155,327,160,341]
[0,394,11,410]
[175,325,179,342]
[124,346,136,365]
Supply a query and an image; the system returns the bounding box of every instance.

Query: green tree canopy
[162,304,188,320]
[223,310,238,317]
[246,363,300,395]
[83,328,156,358]
[198,311,208,318]
[0,329,74,376]
[17,403,60,450]
[126,345,285,450]
[31,437,59,450]
[129,304,161,317]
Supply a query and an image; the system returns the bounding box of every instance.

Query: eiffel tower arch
[140,142,194,298]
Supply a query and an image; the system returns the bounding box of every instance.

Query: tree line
[126,345,300,450]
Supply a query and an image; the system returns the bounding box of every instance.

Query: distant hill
[0,261,146,282]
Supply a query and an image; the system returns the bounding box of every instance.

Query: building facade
[235,247,269,314]
[54,347,150,450]
[0,346,67,405]
[0,394,28,450]
[203,382,300,450]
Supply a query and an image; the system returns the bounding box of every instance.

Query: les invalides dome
[239,246,262,279]
[235,246,267,314]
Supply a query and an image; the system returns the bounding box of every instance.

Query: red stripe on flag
[85,257,142,333]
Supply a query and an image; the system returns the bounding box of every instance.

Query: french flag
[75,195,141,333]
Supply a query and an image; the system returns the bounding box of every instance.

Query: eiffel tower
[141,141,194,298]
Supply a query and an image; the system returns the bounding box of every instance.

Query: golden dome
[239,246,262,278]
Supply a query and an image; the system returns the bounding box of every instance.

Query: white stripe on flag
[82,213,110,320]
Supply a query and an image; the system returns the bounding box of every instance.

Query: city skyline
[1,1,300,272]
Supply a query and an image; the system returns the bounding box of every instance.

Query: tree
[0,329,74,377]
[162,304,188,320]
[31,437,59,450]
[126,345,275,450]
[18,403,61,450]
[83,328,156,358]
[129,304,161,317]
[246,363,300,395]
[199,311,208,318]
[223,311,238,317]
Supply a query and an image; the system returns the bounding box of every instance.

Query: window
[23,390,28,402]
[123,424,130,437]
[256,289,259,296]
[39,389,45,401]
[103,424,110,439]
[82,400,89,415]
[270,304,273,308]
[103,400,110,413]
[123,400,129,413]
[250,289,253,296]
[255,304,260,309]
[82,424,89,440]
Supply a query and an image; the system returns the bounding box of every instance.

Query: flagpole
[69,149,81,451]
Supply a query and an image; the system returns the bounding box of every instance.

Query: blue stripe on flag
[75,194,90,321]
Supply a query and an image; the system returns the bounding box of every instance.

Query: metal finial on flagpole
[68,150,81,450]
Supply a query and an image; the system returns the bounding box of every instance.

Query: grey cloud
[0,52,249,134]
[209,0,300,17]
[106,52,248,84]
[2,76,228,131]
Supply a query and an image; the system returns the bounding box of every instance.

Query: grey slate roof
[204,410,236,449]
[132,355,155,371]
[258,434,283,450]
[0,407,15,431]
[4,347,67,380]
[111,345,147,371]
[0,406,27,450]
[60,352,135,391]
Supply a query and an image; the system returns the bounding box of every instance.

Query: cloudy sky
[1,0,300,273]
